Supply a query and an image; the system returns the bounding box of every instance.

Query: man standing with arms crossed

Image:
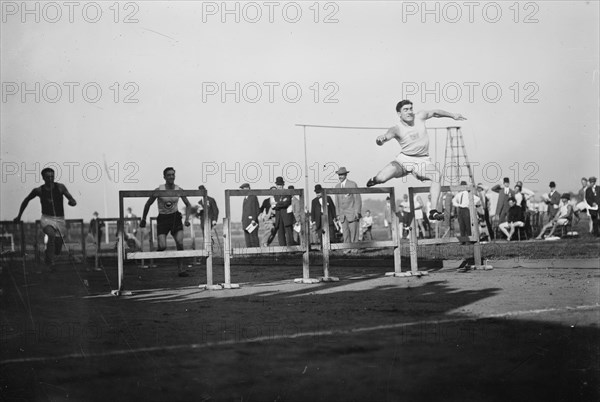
[14,167,77,271]
[366,100,466,222]
[140,167,192,277]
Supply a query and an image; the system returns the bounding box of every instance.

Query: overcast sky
[1,1,598,222]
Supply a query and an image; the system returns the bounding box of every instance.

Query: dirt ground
[1,253,599,402]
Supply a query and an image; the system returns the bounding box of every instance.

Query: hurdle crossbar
[319,187,402,279]
[223,188,312,287]
[408,185,482,273]
[115,189,216,295]
[93,217,142,269]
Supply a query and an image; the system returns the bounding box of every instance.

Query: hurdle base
[385,271,429,277]
[462,264,494,271]
[110,289,134,296]
[221,283,241,289]
[293,278,320,284]
[199,284,223,290]
[318,276,340,282]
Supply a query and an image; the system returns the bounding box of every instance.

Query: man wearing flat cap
[240,183,260,247]
[334,167,362,243]
[585,176,599,236]
[273,176,295,246]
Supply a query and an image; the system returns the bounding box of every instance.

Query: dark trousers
[591,210,599,236]
[244,229,260,247]
[457,207,472,237]
[483,209,494,240]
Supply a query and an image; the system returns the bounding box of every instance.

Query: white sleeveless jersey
[157,184,181,214]
[394,118,429,157]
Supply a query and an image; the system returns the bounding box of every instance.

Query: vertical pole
[34,220,40,264]
[223,217,231,286]
[95,219,100,269]
[204,194,213,287]
[389,188,401,274]
[117,192,124,292]
[19,221,26,270]
[321,189,330,279]
[468,187,482,266]
[80,220,86,262]
[408,188,418,273]
[301,192,310,280]
[224,191,232,285]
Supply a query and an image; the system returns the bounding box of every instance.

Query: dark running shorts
[157,212,183,236]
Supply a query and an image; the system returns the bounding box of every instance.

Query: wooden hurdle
[112,189,220,296]
[222,188,314,288]
[92,217,144,270]
[318,187,407,279]
[0,220,27,270]
[408,184,490,272]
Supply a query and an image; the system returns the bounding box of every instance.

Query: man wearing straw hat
[335,166,362,243]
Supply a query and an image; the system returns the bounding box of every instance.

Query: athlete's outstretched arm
[376,126,399,146]
[420,110,467,121]
[14,189,40,221]
[140,196,157,227]
[59,183,77,206]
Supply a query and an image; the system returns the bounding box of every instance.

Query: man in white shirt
[451,181,480,238]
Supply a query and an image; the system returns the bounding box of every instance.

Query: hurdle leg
[199,198,222,290]
[220,218,239,289]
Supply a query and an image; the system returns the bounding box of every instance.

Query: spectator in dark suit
[258,187,277,247]
[196,185,219,236]
[491,177,514,224]
[544,181,561,223]
[311,184,337,244]
[585,176,599,237]
[240,183,260,247]
[273,176,295,246]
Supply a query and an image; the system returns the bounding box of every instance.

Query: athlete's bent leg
[367,162,405,187]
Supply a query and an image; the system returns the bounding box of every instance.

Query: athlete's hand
[453,113,467,121]
[13,217,21,223]
[376,135,386,146]
[139,219,146,228]
[184,220,190,227]
[68,199,77,206]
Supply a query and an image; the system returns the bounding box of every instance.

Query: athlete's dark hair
[163,167,175,176]
[41,167,55,176]
[396,100,413,112]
